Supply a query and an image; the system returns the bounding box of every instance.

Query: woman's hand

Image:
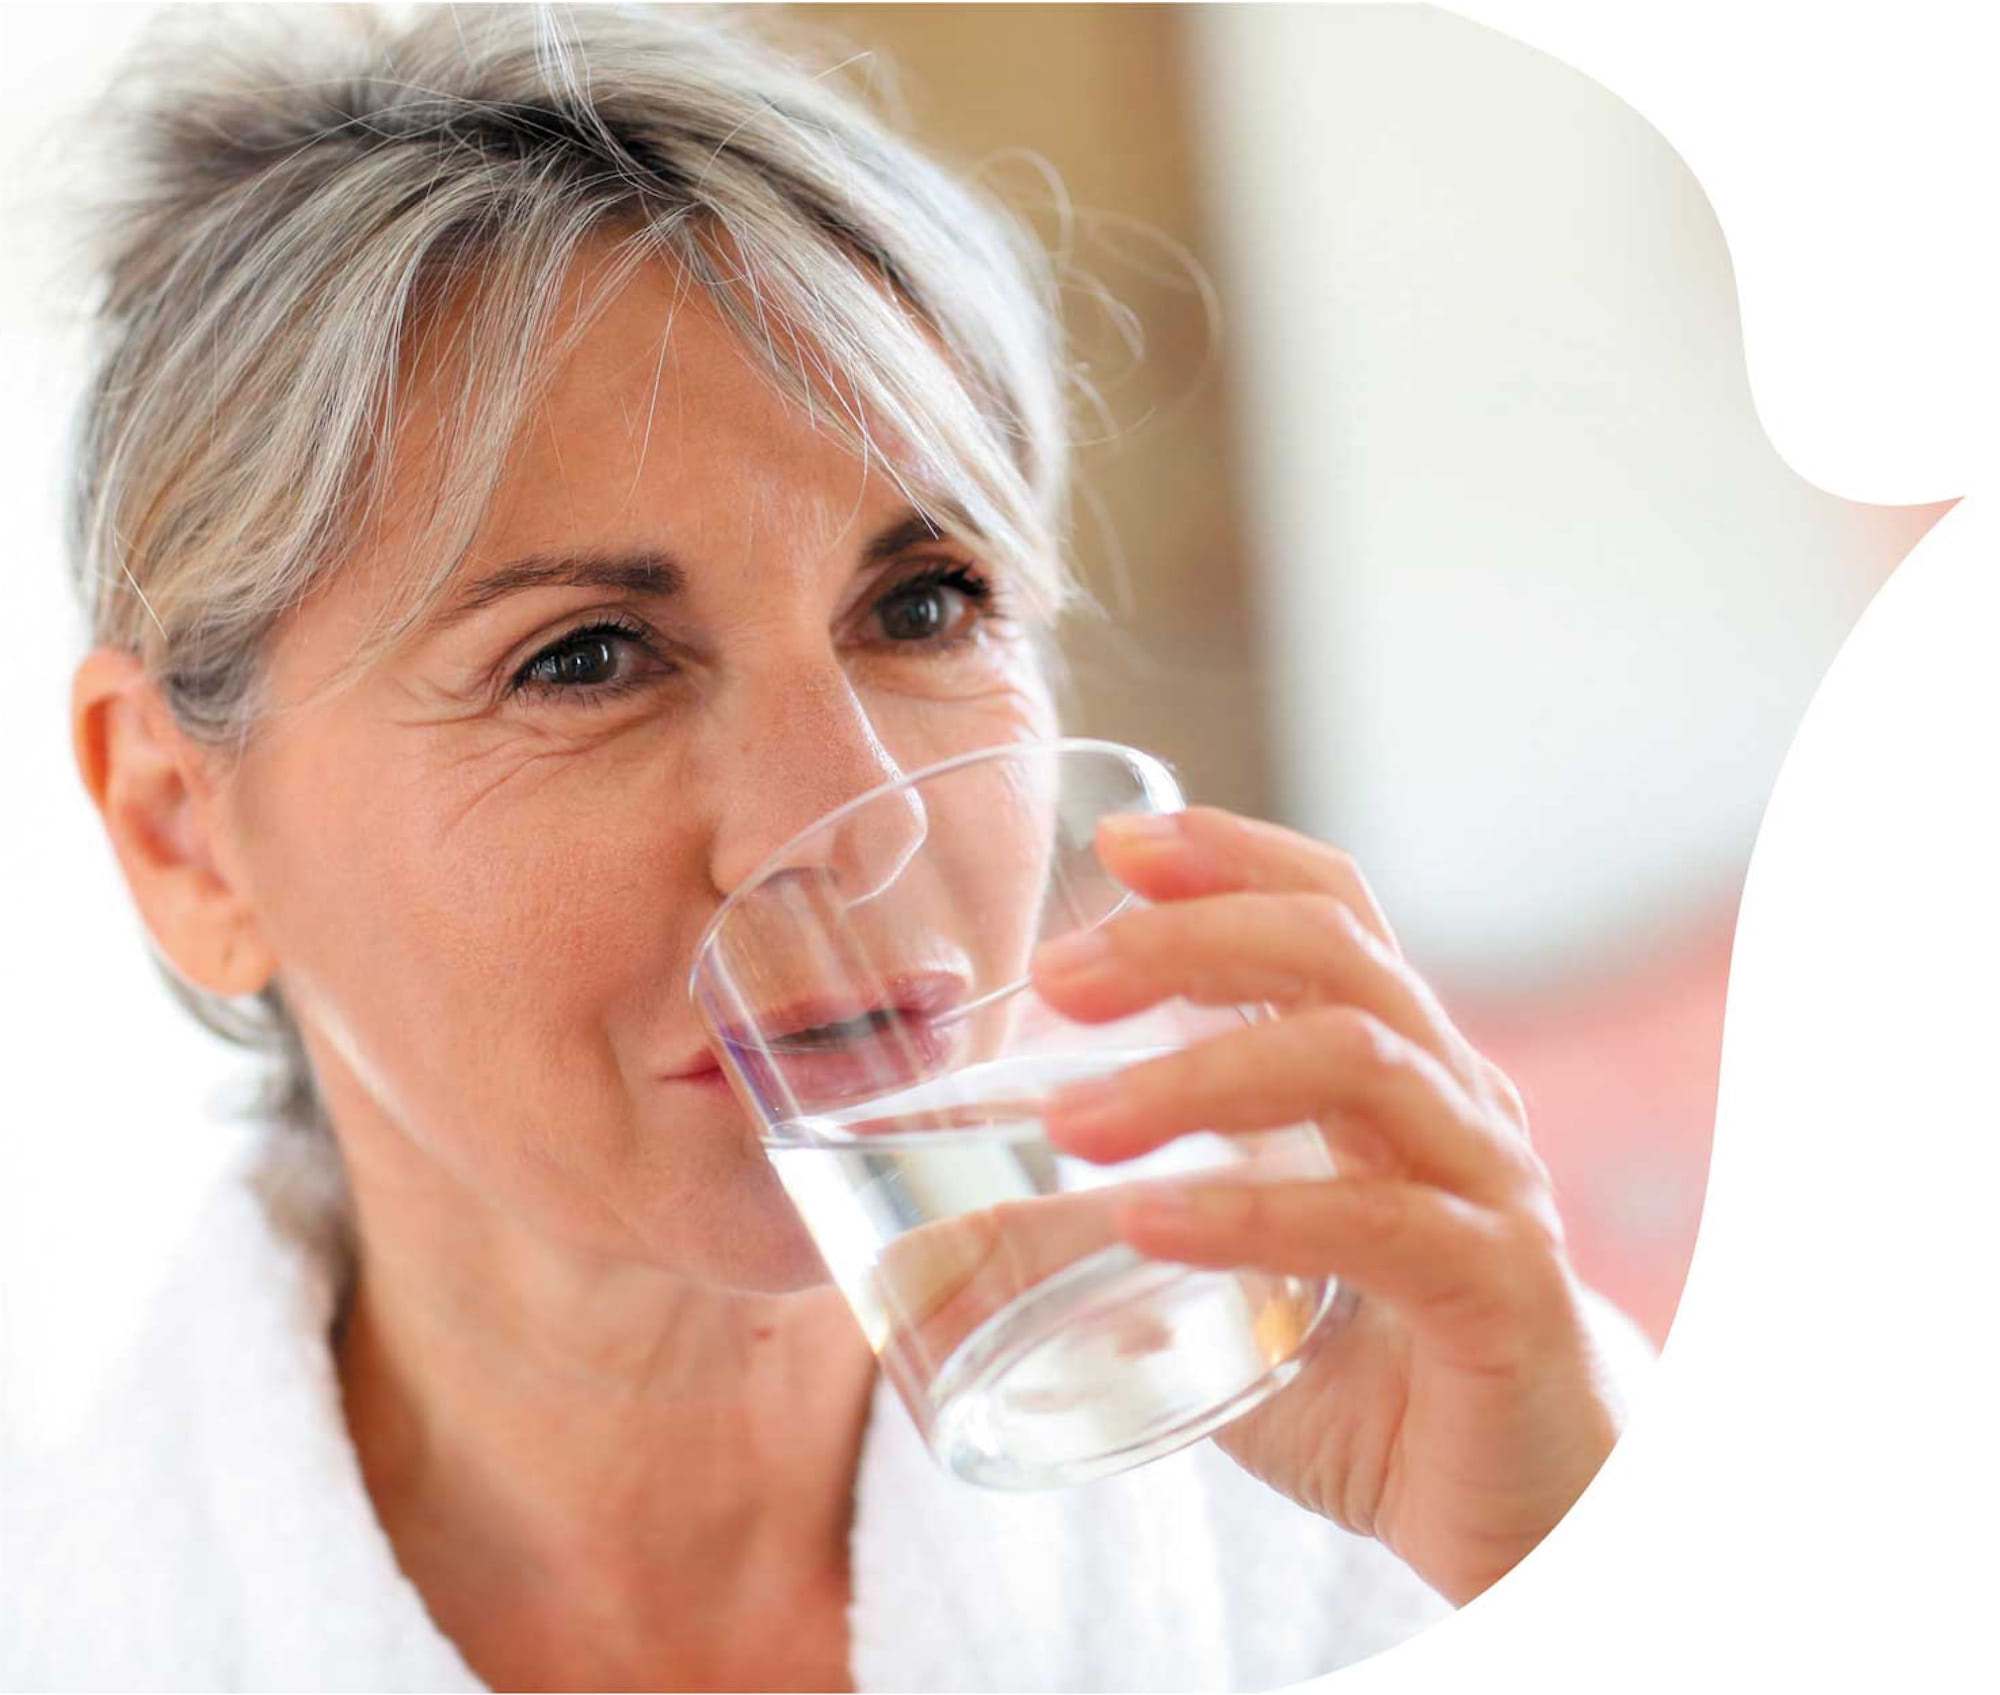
[1030,805,1623,1607]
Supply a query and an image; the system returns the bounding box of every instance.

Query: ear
[71,648,277,999]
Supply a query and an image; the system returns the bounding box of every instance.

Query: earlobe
[71,647,278,999]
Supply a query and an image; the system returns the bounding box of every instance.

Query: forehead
[297,238,979,690]
[471,254,900,564]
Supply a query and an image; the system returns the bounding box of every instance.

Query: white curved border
[1447,0,1993,505]
[1280,5,1995,1689]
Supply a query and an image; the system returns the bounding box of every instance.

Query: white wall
[0,4,250,1448]
[1184,4,1939,991]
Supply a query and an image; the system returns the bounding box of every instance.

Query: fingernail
[1034,927,1114,982]
[1102,811,1183,847]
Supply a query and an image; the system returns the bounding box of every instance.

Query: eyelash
[506,562,1009,705]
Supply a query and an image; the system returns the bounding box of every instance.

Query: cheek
[244,730,833,1281]
[947,746,1064,1056]
[222,659,1064,1280]
[244,725,682,1136]
[881,652,1061,771]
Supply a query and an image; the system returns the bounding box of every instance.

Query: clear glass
[688,737,1343,1489]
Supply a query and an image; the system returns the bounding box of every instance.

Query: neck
[325,1126,878,1637]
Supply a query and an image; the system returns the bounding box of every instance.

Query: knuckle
[1101,905,1187,985]
[1319,844,1364,892]
[1365,1182,1428,1259]
[1477,1056,1531,1127]
[1443,1208,1530,1319]
[1099,902,1156,963]
[1317,847,1385,931]
[1117,895,1216,963]
[1122,1043,1187,1110]
[1510,1136,1559,1203]
[1179,968,1226,1006]
[1140,1028,1233,1110]
[1494,1205,1571,1300]
[1517,1189,1570,1257]
[1453,1211,1544,1326]
[1182,951,1247,1006]
[1304,1004,1400,1074]
[1459,1056,1547,1179]
[1297,891,1366,955]
[1217,1180,1268,1233]
[1177,804,1234,854]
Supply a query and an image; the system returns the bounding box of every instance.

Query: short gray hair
[66,1,1088,1131]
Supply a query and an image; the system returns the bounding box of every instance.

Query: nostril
[834,781,930,906]
[706,773,925,911]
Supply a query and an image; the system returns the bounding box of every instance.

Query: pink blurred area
[1452,909,1736,1349]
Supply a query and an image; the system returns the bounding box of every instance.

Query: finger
[1030,888,1470,1089]
[1094,805,1402,955]
[1065,804,1532,1147]
[873,1183,1137,1367]
[1043,1004,1537,1209]
[1081,809,1507,1111]
[1111,1175,1566,1364]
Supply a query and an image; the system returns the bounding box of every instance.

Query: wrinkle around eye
[411,673,683,832]
[430,726,607,842]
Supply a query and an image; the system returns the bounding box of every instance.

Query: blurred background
[0,3,1949,1444]
[782,3,1947,1344]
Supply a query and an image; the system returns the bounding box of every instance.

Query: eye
[510,616,664,701]
[873,563,1002,648]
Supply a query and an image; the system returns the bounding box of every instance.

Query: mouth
[675,970,969,1104]
[734,971,967,1053]
[764,1005,910,1049]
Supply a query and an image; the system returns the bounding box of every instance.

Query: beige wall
[784,5,1947,1350]
[789,4,1276,821]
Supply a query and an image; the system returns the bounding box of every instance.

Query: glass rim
[685,733,1180,997]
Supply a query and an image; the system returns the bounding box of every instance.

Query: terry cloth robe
[1,1124,1655,1691]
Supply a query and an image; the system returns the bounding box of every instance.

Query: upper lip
[668,969,968,1077]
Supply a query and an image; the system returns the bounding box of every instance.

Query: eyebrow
[431,551,685,631]
[430,510,956,633]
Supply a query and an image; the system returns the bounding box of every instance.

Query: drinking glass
[688,737,1345,1489]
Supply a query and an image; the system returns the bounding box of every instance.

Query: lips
[671,969,969,1105]
[720,970,967,1052]
[734,1006,963,1107]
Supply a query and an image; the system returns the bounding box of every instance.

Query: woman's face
[217,258,1058,1292]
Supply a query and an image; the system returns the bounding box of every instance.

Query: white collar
[7,1122,1449,1690]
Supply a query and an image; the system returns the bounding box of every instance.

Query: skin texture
[72,253,1057,1691]
[71,246,1621,1686]
[1034,808,1623,1607]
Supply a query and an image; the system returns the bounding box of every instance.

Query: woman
[9,6,1649,1690]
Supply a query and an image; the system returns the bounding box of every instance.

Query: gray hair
[65,2,1090,1132]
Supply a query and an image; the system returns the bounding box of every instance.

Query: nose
[704,662,928,909]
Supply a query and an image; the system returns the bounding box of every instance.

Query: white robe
[2,1125,1650,1691]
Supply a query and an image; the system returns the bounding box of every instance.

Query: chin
[605,1097,849,1295]
[700,1241,842,1299]
[661,1167,844,1297]
[722,1209,839,1293]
